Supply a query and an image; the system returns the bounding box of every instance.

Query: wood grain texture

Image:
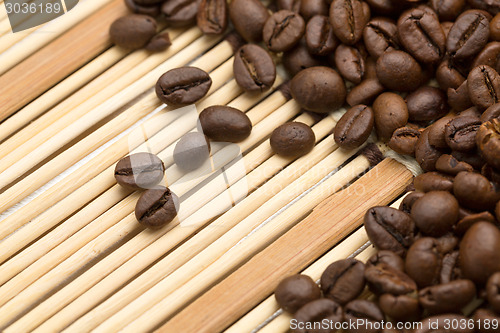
[157,158,413,333]
[0,0,126,122]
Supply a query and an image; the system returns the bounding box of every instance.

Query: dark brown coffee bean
[270,122,315,157]
[263,10,305,52]
[233,44,276,93]
[329,0,370,45]
[472,42,500,73]
[448,80,474,112]
[466,0,499,16]
[397,6,446,64]
[430,0,465,21]
[334,105,374,149]
[457,105,482,118]
[447,10,490,60]
[435,233,459,254]
[388,126,420,156]
[283,42,326,76]
[481,103,500,122]
[436,58,466,91]
[229,0,269,42]
[145,32,172,52]
[334,44,366,84]
[482,163,500,184]
[365,0,401,16]
[155,67,212,106]
[299,0,328,21]
[115,153,165,190]
[414,314,474,333]
[454,171,500,211]
[362,17,398,59]
[292,299,343,333]
[399,191,425,215]
[415,128,443,172]
[135,187,179,228]
[439,250,461,283]
[455,211,497,235]
[419,279,476,314]
[487,272,500,313]
[477,119,500,170]
[366,250,405,272]
[109,15,157,49]
[379,294,420,322]
[413,172,454,192]
[406,87,448,123]
[162,0,200,27]
[173,132,210,171]
[196,0,227,34]
[492,13,500,41]
[364,263,417,295]
[412,191,459,237]
[435,154,474,175]
[278,0,301,12]
[305,15,338,56]
[376,50,424,92]
[320,259,365,305]
[199,105,252,143]
[275,274,321,313]
[372,92,409,141]
[344,300,384,333]
[125,0,161,17]
[445,116,482,152]
[467,65,500,109]
[474,309,500,333]
[460,222,500,284]
[346,78,385,106]
[406,238,443,288]
[428,115,454,148]
[290,66,346,113]
[364,206,415,256]
[451,149,486,170]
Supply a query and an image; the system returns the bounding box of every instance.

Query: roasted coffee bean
[436,58,466,91]
[329,0,370,45]
[415,128,443,172]
[275,274,322,313]
[457,106,482,118]
[414,314,474,333]
[125,0,161,17]
[472,42,500,72]
[459,222,500,284]
[447,10,491,60]
[376,50,424,92]
[173,132,210,171]
[397,6,446,64]
[486,272,500,313]
[451,149,486,170]
[305,15,338,56]
[162,0,200,26]
[388,126,420,156]
[455,211,497,235]
[477,119,500,170]
[320,259,365,305]
[399,191,424,215]
[406,87,448,122]
[292,298,343,333]
[229,0,269,42]
[448,80,474,112]
[334,105,374,149]
[364,206,415,256]
[413,172,454,192]
[135,187,179,228]
[344,300,384,333]
[372,92,409,142]
[109,15,157,49]
[379,294,420,322]
[199,105,252,142]
[362,17,398,59]
[474,309,500,333]
[492,13,500,41]
[430,0,465,21]
[405,238,443,288]
[419,279,476,314]
[445,116,482,152]
[366,250,405,272]
[155,67,211,106]
[233,44,276,93]
[346,78,385,106]
[278,0,301,12]
[263,10,305,52]
[196,0,227,34]
[435,154,474,175]
[435,233,459,254]
[334,44,366,84]
[468,65,500,109]
[299,0,328,21]
[482,164,500,184]
[481,103,500,122]
[364,263,417,295]
[439,250,461,283]
[270,122,315,157]
[145,32,172,52]
[453,171,500,211]
[466,0,499,16]
[115,153,165,189]
[428,116,454,148]
[290,66,346,113]
[412,191,459,237]
[283,42,326,76]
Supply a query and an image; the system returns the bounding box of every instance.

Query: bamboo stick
[155,158,413,333]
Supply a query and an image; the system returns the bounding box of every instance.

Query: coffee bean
[439,250,461,284]
[482,164,500,184]
[162,0,200,27]
[320,259,366,305]
[379,294,420,322]
[436,58,466,91]
[405,238,443,288]
[270,122,316,157]
[466,0,499,16]
[344,300,384,333]
[428,116,453,148]
[468,65,500,109]
[365,0,400,16]
[346,78,385,106]
[459,222,500,284]
[283,42,326,76]
[388,126,420,156]
[299,0,328,21]
[334,105,374,149]
[435,154,474,175]
[486,272,500,313]
[334,44,366,84]
[474,309,500,333]
[445,116,482,152]
[376,50,424,92]
[472,42,500,73]
[492,13,500,41]
[199,105,252,142]
[447,10,490,60]
[135,187,179,228]
[233,44,276,93]
[419,279,476,314]
[229,0,269,42]
[457,106,482,118]
[406,87,448,122]
[109,15,157,49]
[481,103,500,122]
[263,10,305,52]
[173,132,211,171]
[451,149,486,170]
[372,92,409,141]
[278,0,301,12]
[329,0,370,45]
[275,274,322,313]
[115,152,165,189]
[430,0,466,21]
[366,250,405,272]
[196,0,227,34]
[155,67,212,106]
[454,171,500,211]
[399,191,424,215]
[290,66,346,113]
[124,0,161,17]
[292,298,343,333]
[413,172,454,192]
[455,211,497,235]
[412,191,459,237]
[448,80,474,112]
[436,233,460,254]
[415,128,444,172]
[305,15,338,56]
[397,6,446,64]
[145,32,172,52]
[362,17,399,59]
[364,263,417,295]
[364,206,415,256]
[477,119,500,170]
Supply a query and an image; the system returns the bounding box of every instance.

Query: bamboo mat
[0,1,415,332]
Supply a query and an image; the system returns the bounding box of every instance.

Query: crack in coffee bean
[455,15,482,53]
[482,66,499,102]
[412,15,442,57]
[344,0,355,37]
[161,77,210,96]
[140,189,172,220]
[371,210,408,247]
[240,51,264,87]
[269,15,294,47]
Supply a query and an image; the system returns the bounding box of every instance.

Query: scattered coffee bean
[415,128,443,172]
[454,171,500,211]
[263,10,305,52]
[334,44,366,84]
[372,92,409,141]
[472,42,500,72]
[455,211,497,235]
[229,0,269,42]
[145,32,172,52]
[173,132,211,171]
[435,154,474,175]
[406,86,448,122]
[366,250,405,272]
[430,0,465,21]
[379,293,420,322]
[436,58,466,91]
[376,50,424,92]
[292,298,343,332]
[109,15,157,49]
[344,300,384,333]
[451,149,486,170]
[299,0,328,21]
[364,263,417,295]
[155,66,212,106]
[446,10,490,60]
[445,116,482,152]
[363,17,399,59]
[162,0,200,27]
[439,250,461,284]
[399,191,424,215]
[481,103,500,122]
[199,105,252,142]
[270,122,315,157]
[320,259,366,305]
[346,78,385,106]
[477,119,500,170]
[419,279,476,314]
[233,44,276,93]
[467,65,500,109]
[124,0,161,17]
[305,15,338,56]
[197,0,227,34]
[329,0,370,45]
[135,187,179,228]
[411,191,459,237]
[275,274,322,313]
[405,237,443,288]
[413,172,454,193]
[388,126,420,156]
[115,152,165,189]
[466,0,499,17]
[334,104,374,149]
[283,42,326,76]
